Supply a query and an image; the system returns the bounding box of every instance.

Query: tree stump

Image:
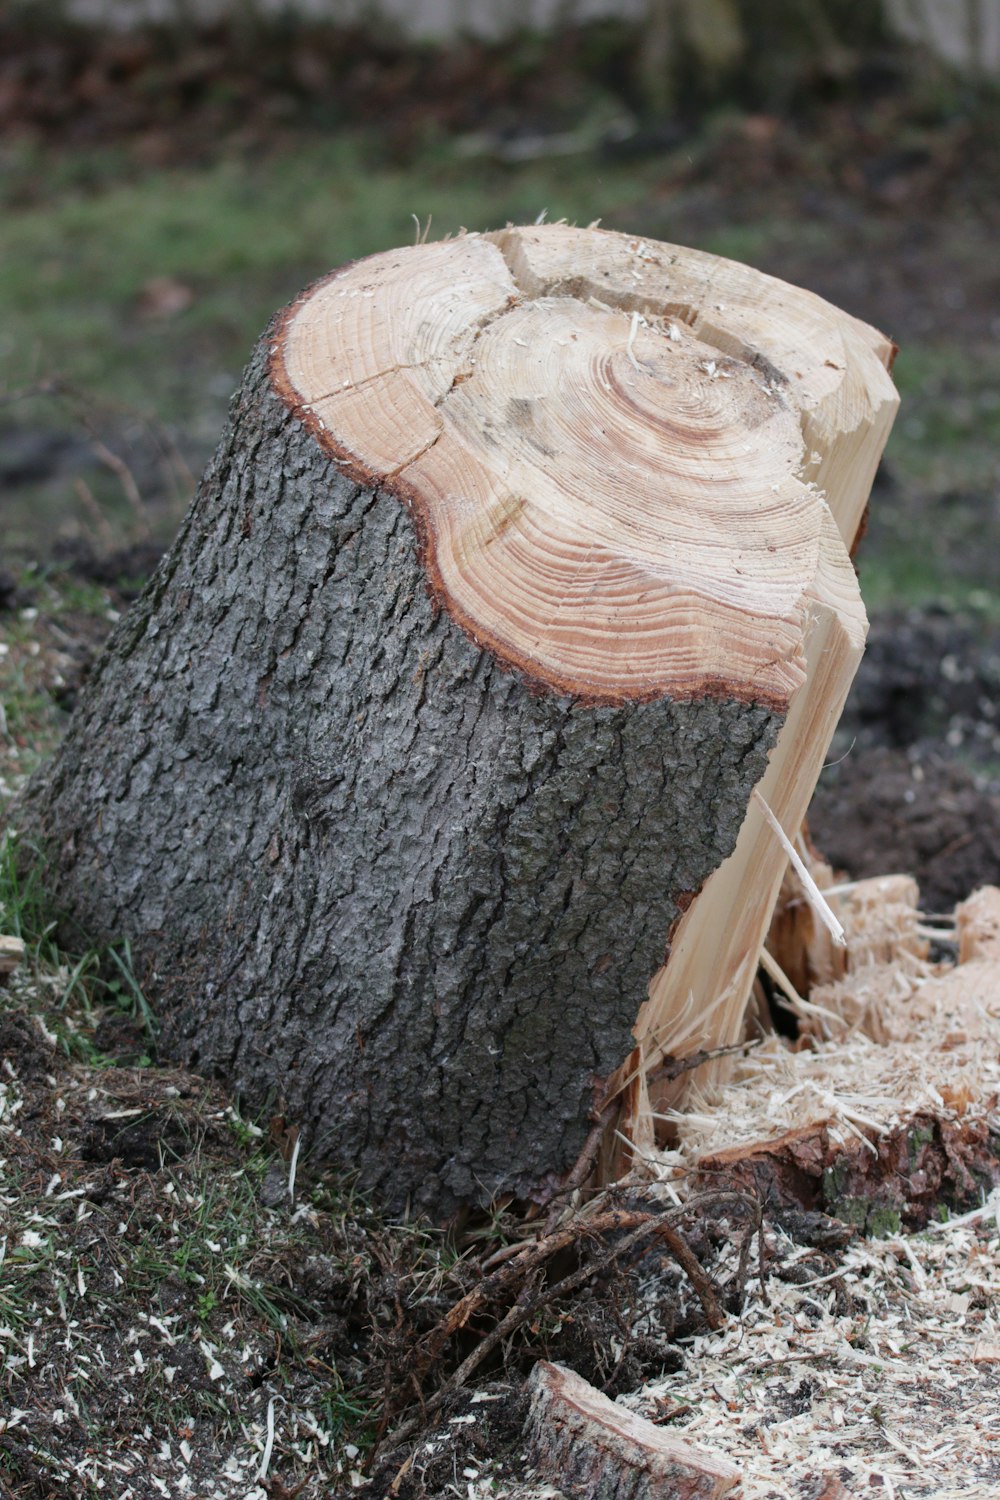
[12,225,897,1218]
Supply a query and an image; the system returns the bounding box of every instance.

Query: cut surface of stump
[13,225,897,1216]
[280,231,821,706]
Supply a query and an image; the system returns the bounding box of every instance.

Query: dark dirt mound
[835,605,1000,767]
[808,604,1000,910]
[810,748,1000,912]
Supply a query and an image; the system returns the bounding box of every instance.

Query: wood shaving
[625,1207,1000,1498]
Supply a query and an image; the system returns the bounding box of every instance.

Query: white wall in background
[886,0,1000,76]
[50,0,1000,79]
[60,0,645,39]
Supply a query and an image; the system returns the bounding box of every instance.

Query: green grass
[0,830,158,1063]
[857,342,1000,607]
[0,135,666,421]
[888,343,1000,493]
[3,129,997,604]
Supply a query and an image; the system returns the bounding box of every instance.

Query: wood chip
[0,935,26,976]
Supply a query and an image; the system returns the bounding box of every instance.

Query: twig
[734,1194,767,1306]
[387,1207,727,1453]
[418,1208,651,1364]
[387,1201,727,1462]
[88,435,152,539]
[646,1039,760,1088]
[542,1104,617,1233]
[389,1220,663,1449]
[73,477,117,550]
[654,1220,725,1329]
[385,1271,543,1450]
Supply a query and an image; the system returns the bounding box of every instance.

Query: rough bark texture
[14,327,780,1217]
[524,1361,739,1499]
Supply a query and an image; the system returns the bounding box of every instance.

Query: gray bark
[13,317,781,1219]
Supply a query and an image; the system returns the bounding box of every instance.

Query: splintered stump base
[15,225,897,1218]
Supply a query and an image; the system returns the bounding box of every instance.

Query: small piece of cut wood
[956,885,1000,962]
[0,935,25,976]
[692,1111,1000,1230]
[524,1360,739,1499]
[805,1475,855,1500]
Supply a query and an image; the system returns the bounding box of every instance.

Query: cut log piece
[12,225,896,1218]
[524,1360,739,1500]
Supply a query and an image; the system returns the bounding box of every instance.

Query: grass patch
[888,342,1000,494]
[0,565,122,793]
[859,341,1000,605]
[0,830,157,1065]
[0,135,667,423]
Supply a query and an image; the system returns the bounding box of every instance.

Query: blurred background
[2,0,1000,897]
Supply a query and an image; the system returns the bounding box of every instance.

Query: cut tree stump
[524,1360,739,1499]
[11,225,897,1218]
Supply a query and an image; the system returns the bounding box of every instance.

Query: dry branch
[380,1197,735,1453]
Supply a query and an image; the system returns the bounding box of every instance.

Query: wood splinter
[0,935,26,977]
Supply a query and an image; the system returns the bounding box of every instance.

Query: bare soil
[811,606,1000,913]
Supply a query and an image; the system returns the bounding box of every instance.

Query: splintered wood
[646,881,1000,1229]
[576,885,1000,1500]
